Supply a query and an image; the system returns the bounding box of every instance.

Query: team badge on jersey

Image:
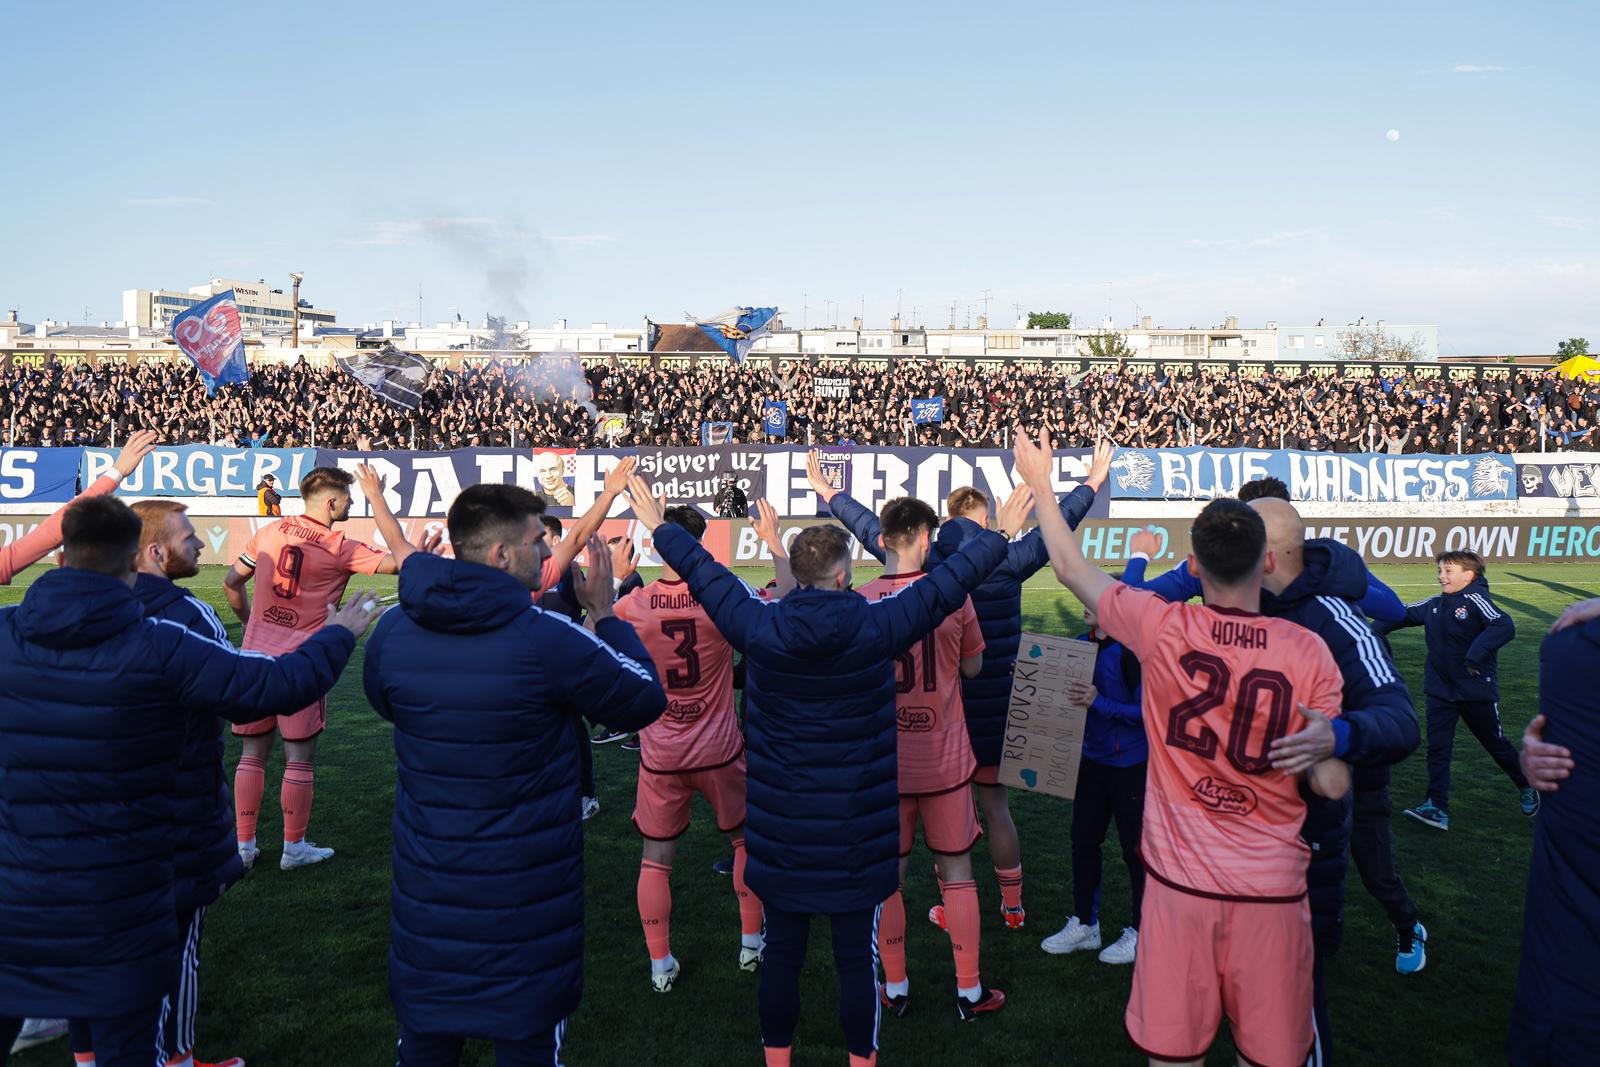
[1455,606,1469,620]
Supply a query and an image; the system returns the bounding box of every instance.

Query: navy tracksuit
[653,522,1009,1058]
[1072,633,1146,930]
[1377,575,1528,809]
[1509,619,1600,1065]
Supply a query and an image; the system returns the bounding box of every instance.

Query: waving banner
[1108,447,1516,503]
[170,290,250,394]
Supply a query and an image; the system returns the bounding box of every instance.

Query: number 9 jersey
[1095,582,1345,901]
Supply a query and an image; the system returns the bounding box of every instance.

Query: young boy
[1377,551,1535,830]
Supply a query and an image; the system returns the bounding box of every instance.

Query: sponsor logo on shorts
[264,605,299,627]
[897,706,936,732]
[1191,775,1257,816]
[665,698,706,724]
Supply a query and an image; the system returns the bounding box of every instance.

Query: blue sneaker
[1520,788,1540,817]
[1403,800,1449,831]
[1396,922,1427,975]
[711,855,734,876]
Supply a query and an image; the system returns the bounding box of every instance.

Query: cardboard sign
[998,632,1099,800]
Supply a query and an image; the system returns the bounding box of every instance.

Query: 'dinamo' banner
[1107,447,1517,502]
[81,446,319,498]
[0,447,85,504]
[315,445,1108,521]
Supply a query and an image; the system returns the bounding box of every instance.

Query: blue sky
[3,1,1595,353]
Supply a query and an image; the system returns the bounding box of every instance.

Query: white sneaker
[1098,927,1138,964]
[238,843,260,870]
[651,958,681,993]
[739,941,764,972]
[11,1018,67,1052]
[1040,916,1101,955]
[581,796,601,821]
[280,839,334,870]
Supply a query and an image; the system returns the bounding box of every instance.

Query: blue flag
[171,291,250,394]
[762,400,788,438]
[694,306,779,364]
[911,396,945,424]
[700,421,735,445]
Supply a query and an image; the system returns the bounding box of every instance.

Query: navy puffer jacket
[132,572,246,915]
[362,552,665,1040]
[0,567,354,1018]
[654,522,1009,914]
[831,484,1097,767]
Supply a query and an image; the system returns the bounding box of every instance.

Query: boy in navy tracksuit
[1376,551,1535,830]
[1039,599,1145,966]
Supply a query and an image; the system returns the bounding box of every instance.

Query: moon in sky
[1386,129,1401,142]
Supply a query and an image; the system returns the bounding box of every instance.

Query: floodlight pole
[290,272,305,348]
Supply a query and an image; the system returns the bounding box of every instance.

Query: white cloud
[1538,215,1589,231]
[1185,228,1327,250]
[127,195,214,207]
[545,233,619,246]
[1452,64,1506,73]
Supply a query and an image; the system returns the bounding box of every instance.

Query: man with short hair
[813,442,1113,928]
[224,465,398,870]
[362,484,666,1066]
[0,496,380,1067]
[627,475,1033,1065]
[859,497,1003,1019]
[1014,429,1350,1067]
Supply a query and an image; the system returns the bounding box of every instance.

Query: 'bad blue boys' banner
[1108,447,1517,502]
[0,447,85,504]
[81,446,318,498]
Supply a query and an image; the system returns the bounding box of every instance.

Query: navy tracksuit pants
[759,904,880,1058]
[1425,699,1528,808]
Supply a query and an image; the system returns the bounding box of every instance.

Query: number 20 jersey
[1096,582,1345,901]
[239,515,387,655]
[613,578,742,774]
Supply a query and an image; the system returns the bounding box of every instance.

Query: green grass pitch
[6,561,1587,1065]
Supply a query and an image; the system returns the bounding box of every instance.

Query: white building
[122,278,337,332]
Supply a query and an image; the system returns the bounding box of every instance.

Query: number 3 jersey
[857,571,985,795]
[1096,582,1345,901]
[239,515,388,655]
[613,578,743,773]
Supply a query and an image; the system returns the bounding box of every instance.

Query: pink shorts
[633,753,747,840]
[232,627,327,741]
[899,785,982,856]
[1125,877,1314,1067]
[972,764,1001,787]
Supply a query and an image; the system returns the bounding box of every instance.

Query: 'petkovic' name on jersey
[649,590,701,611]
[1210,619,1268,650]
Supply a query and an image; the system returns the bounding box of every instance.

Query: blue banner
[911,396,945,424]
[694,306,779,364]
[1107,447,1517,502]
[762,400,788,438]
[81,446,318,498]
[700,421,736,445]
[170,291,250,394]
[0,447,84,504]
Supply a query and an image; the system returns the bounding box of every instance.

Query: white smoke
[505,350,598,419]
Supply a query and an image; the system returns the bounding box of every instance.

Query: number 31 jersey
[613,578,742,774]
[1096,582,1345,901]
[858,571,985,795]
[239,515,387,654]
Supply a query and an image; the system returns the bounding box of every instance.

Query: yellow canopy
[1556,354,1600,379]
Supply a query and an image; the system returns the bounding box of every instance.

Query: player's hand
[603,455,638,496]
[1269,704,1338,775]
[1549,595,1600,634]
[752,499,786,557]
[1011,425,1055,494]
[806,450,839,503]
[1083,438,1115,492]
[1066,681,1097,707]
[353,462,386,503]
[1521,715,1575,793]
[1129,529,1161,558]
[994,483,1034,540]
[609,535,638,583]
[111,429,159,477]
[624,475,665,531]
[328,593,386,639]
[418,527,447,556]
[573,535,616,619]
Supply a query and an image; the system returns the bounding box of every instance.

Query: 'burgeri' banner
[82,446,318,498]
[1108,447,1516,502]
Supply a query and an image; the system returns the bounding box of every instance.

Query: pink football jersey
[240,515,387,653]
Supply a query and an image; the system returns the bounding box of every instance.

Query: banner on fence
[0,447,84,504]
[1108,447,1517,502]
[1514,453,1600,500]
[635,445,767,516]
[82,446,318,498]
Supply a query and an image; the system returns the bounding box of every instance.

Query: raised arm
[1358,572,1406,624]
[1013,427,1115,609]
[562,534,667,734]
[1009,438,1113,576]
[1120,529,1203,603]
[354,462,440,570]
[810,448,886,563]
[0,429,157,585]
[751,498,796,598]
[551,455,637,574]
[1372,597,1433,636]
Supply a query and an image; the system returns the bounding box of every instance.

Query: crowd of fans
[3,355,1597,453]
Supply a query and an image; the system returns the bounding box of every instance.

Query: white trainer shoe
[11,1018,67,1052]
[1098,927,1138,964]
[238,843,260,870]
[651,958,681,993]
[739,941,764,972]
[1040,916,1101,955]
[280,839,335,870]
[581,796,601,821]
